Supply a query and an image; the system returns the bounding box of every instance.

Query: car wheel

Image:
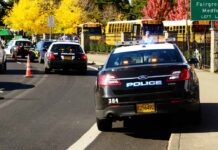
[3,61,6,73]
[45,67,51,74]
[21,54,25,59]
[96,118,112,131]
[124,119,134,129]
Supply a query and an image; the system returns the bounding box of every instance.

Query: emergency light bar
[115,40,144,46]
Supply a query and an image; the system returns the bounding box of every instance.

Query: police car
[44,41,87,74]
[94,42,201,131]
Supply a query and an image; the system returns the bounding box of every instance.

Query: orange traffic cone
[25,54,32,77]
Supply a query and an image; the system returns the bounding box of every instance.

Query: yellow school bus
[105,19,164,45]
[163,20,211,44]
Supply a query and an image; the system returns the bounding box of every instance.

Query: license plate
[136,103,155,113]
[64,56,72,60]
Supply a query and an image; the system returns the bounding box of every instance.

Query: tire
[21,54,25,59]
[96,118,112,131]
[45,67,51,74]
[3,61,6,73]
[29,53,35,62]
[124,119,134,129]
[0,61,6,73]
[30,56,35,62]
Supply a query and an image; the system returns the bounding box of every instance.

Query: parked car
[35,40,54,63]
[0,41,6,73]
[44,41,87,74]
[5,39,33,59]
[94,43,201,131]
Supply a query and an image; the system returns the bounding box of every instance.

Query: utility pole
[185,0,190,57]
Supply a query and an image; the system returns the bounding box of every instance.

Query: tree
[142,0,172,21]
[54,0,86,34]
[0,0,13,26]
[3,0,55,34]
[129,0,147,19]
[167,0,190,20]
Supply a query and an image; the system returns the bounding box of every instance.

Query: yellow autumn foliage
[4,0,93,35]
[54,0,85,34]
[4,0,54,34]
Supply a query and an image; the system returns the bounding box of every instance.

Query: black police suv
[44,42,87,74]
[94,43,201,131]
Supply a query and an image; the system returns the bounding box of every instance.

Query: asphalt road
[0,57,170,150]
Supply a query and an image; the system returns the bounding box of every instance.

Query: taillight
[167,68,190,82]
[81,54,87,60]
[98,74,122,86]
[48,53,55,60]
[17,46,21,52]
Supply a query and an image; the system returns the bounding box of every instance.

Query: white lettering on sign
[201,15,212,19]
[196,2,218,8]
[108,98,119,104]
[126,81,162,88]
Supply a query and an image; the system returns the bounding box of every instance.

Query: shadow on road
[3,69,44,75]
[171,103,218,134]
[110,116,172,140]
[47,69,98,77]
[0,82,34,91]
[107,103,218,140]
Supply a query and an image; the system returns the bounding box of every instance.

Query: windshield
[106,49,183,68]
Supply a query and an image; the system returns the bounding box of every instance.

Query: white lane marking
[67,65,101,150]
[67,123,101,150]
[17,61,22,64]
[88,65,98,71]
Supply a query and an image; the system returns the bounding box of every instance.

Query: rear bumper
[48,60,87,70]
[95,100,200,120]
[17,50,29,56]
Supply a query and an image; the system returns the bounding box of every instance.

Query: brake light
[98,74,122,86]
[48,53,55,60]
[167,68,190,82]
[17,46,21,52]
[81,54,87,60]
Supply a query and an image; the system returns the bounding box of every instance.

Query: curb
[167,133,181,150]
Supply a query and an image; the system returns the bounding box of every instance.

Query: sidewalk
[87,53,218,150]
[87,53,109,65]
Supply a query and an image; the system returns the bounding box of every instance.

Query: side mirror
[98,65,104,71]
[188,58,199,65]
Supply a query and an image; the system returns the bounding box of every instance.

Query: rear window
[15,41,32,46]
[50,44,83,53]
[43,42,53,48]
[106,49,184,68]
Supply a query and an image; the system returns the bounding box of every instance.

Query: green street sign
[191,0,218,20]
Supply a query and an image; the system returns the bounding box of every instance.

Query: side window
[36,42,41,49]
